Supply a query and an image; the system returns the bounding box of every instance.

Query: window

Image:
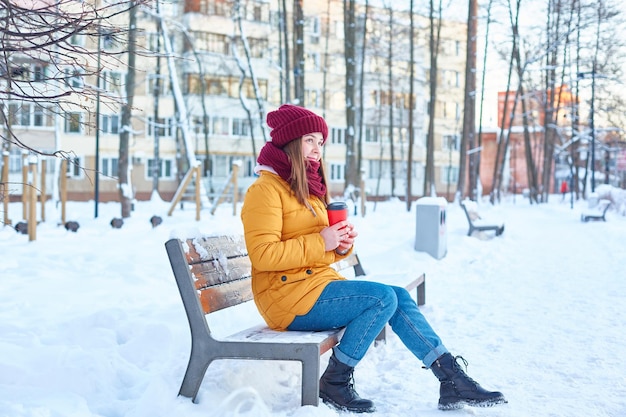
[146,158,174,179]
[192,115,210,135]
[102,71,124,94]
[64,68,83,88]
[101,157,119,178]
[441,165,459,184]
[8,149,23,173]
[147,117,174,138]
[66,156,83,178]
[364,126,379,143]
[307,17,320,44]
[237,37,267,59]
[442,134,460,151]
[252,4,263,21]
[306,52,320,71]
[212,117,229,136]
[329,163,345,181]
[8,102,56,128]
[8,103,28,126]
[101,114,120,134]
[200,0,230,16]
[232,118,250,136]
[65,112,82,133]
[331,127,345,145]
[33,104,46,126]
[305,89,321,108]
[189,31,229,55]
[69,33,85,46]
[368,159,389,179]
[147,73,167,96]
[30,64,45,82]
[334,21,344,40]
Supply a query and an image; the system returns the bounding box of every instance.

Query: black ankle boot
[319,353,375,413]
[430,353,507,410]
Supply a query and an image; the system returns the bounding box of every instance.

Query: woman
[241,104,506,413]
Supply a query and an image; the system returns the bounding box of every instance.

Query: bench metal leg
[300,347,322,406]
[416,281,426,306]
[374,326,387,345]
[179,347,212,402]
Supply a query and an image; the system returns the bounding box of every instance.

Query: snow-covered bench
[460,200,505,237]
[165,234,425,407]
[581,199,611,222]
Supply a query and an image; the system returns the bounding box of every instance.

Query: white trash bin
[414,197,447,259]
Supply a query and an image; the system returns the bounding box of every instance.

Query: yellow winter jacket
[240,171,350,330]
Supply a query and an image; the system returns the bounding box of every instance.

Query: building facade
[2,0,467,205]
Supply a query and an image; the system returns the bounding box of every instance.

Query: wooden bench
[460,200,505,237]
[165,234,425,407]
[581,199,611,222]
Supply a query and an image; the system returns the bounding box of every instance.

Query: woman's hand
[320,221,358,252]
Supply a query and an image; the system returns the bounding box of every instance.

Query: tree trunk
[424,0,441,198]
[387,6,396,197]
[293,0,304,104]
[280,0,291,102]
[490,0,520,204]
[476,0,494,203]
[118,2,136,218]
[462,0,478,200]
[344,0,358,189]
[406,0,415,210]
[356,1,369,192]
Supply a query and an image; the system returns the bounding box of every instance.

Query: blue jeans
[287,280,448,368]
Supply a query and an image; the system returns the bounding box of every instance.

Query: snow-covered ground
[1,192,625,417]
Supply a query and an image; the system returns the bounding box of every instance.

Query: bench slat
[199,278,254,313]
[185,235,248,263]
[191,256,252,288]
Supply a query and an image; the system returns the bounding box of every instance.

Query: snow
[1,193,626,417]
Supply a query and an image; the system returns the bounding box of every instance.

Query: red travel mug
[327,201,348,226]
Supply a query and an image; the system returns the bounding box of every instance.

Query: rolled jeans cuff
[333,346,360,368]
[422,345,449,368]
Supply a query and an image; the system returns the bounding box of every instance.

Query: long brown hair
[283,138,330,207]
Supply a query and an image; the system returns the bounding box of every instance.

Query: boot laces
[452,355,478,385]
[347,373,359,395]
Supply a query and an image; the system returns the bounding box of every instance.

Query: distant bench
[165,234,425,407]
[460,200,505,237]
[581,199,611,222]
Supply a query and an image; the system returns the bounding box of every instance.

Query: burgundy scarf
[257,142,327,198]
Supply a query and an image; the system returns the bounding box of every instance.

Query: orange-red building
[478,86,579,197]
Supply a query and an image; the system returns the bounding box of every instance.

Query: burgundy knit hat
[266,104,328,147]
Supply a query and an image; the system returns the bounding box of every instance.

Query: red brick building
[478,86,577,197]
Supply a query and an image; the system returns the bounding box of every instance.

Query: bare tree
[423,0,442,198]
[386,4,397,197]
[118,1,138,218]
[460,0,478,201]
[344,0,358,190]
[356,0,369,185]
[293,0,304,104]
[406,0,416,210]
[0,0,142,157]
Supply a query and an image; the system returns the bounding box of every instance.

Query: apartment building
[2,0,466,203]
